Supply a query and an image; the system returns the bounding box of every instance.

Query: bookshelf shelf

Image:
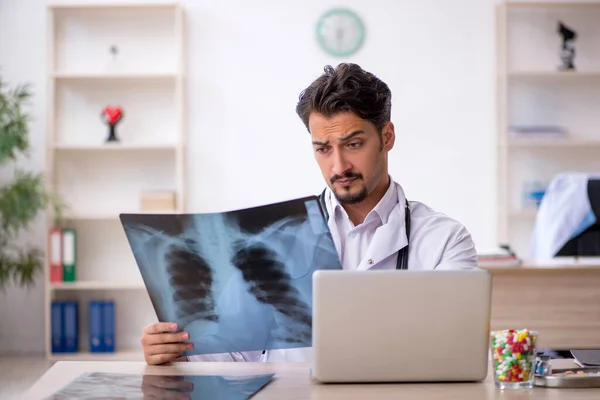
[44,3,186,360]
[49,2,179,11]
[52,72,179,81]
[504,2,600,8]
[505,137,600,147]
[50,281,146,291]
[63,214,121,221]
[54,143,179,151]
[61,210,179,221]
[507,71,600,79]
[49,349,144,362]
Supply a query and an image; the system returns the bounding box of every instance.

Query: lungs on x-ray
[120,196,342,356]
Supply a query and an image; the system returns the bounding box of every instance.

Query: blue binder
[102,300,115,352]
[88,300,116,352]
[51,301,63,353]
[63,301,78,353]
[89,301,103,352]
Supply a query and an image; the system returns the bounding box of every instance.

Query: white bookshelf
[496,1,600,258]
[49,349,144,362]
[44,2,185,361]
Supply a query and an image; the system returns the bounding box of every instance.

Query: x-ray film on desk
[43,371,275,400]
[120,195,342,357]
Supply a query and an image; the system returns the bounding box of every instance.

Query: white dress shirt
[332,177,398,271]
[188,177,477,363]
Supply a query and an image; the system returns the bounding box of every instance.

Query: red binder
[49,227,63,282]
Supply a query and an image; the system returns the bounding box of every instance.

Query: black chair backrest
[556,179,600,257]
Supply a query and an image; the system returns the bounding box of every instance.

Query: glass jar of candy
[491,329,539,390]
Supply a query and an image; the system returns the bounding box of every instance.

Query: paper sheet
[43,371,275,400]
[120,196,342,356]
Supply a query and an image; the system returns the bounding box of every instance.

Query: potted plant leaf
[0,75,66,290]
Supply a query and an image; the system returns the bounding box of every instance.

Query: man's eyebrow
[339,130,365,141]
[312,130,365,146]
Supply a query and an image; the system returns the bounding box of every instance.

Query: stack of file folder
[51,300,115,353]
[48,227,77,283]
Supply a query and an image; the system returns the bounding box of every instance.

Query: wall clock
[316,8,365,57]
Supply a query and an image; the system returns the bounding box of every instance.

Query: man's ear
[381,122,395,151]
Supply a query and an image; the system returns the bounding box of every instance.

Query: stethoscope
[318,189,411,270]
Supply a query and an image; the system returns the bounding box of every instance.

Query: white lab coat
[530,172,600,260]
[188,181,478,363]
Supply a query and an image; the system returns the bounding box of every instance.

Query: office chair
[555,179,600,256]
[542,178,600,360]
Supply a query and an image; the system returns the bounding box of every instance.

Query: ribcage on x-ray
[166,239,219,326]
[231,240,312,345]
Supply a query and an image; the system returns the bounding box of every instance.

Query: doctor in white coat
[139,63,478,366]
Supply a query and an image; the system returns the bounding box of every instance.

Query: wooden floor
[0,355,52,400]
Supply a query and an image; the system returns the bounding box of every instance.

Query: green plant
[0,75,66,290]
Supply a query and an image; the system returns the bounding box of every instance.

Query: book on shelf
[477,245,522,267]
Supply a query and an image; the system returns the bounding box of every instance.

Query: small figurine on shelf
[101,105,124,143]
[109,45,119,62]
[557,21,577,71]
[105,44,124,73]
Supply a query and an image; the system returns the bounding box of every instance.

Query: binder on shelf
[89,301,103,353]
[102,300,115,352]
[51,300,79,354]
[51,301,64,353]
[62,228,77,282]
[89,300,116,353]
[63,301,79,353]
[49,227,63,282]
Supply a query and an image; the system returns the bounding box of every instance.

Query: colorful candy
[491,329,538,383]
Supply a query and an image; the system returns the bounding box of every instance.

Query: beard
[329,154,387,205]
[330,172,368,204]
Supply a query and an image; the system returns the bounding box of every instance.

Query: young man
[140,63,478,365]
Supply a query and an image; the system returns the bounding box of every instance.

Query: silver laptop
[311,269,492,383]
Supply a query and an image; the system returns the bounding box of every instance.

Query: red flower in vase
[102,106,124,126]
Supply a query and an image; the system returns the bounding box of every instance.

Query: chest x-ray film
[43,371,275,400]
[120,195,342,357]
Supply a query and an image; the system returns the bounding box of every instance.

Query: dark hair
[295,63,392,133]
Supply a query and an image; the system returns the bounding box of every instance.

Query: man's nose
[332,151,352,176]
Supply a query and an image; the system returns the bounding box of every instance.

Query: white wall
[0,0,499,353]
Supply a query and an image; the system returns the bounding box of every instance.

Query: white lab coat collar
[323,179,409,271]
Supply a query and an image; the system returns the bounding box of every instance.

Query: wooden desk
[20,359,600,399]
[482,262,600,350]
